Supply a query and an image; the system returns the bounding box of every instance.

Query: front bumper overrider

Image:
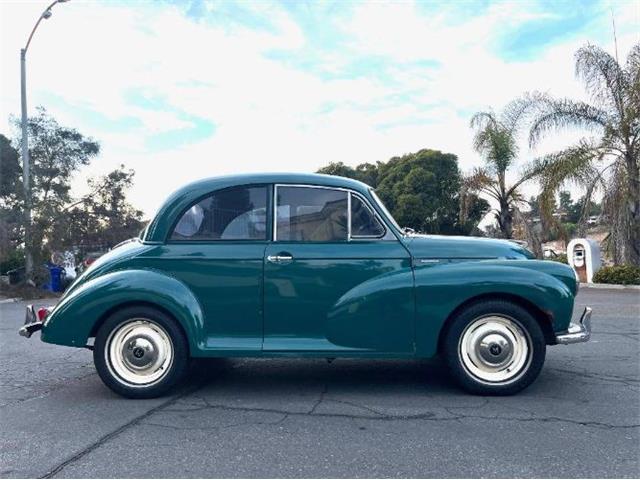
[555,307,592,345]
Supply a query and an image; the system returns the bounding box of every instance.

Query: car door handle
[267,254,293,263]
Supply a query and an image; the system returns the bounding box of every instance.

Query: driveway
[1,288,638,478]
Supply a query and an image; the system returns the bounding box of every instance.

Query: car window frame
[166,183,272,244]
[273,184,388,243]
[349,191,387,239]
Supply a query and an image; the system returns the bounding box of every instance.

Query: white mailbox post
[567,238,601,283]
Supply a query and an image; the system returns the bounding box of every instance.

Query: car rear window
[171,186,268,241]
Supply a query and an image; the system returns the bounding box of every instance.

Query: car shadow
[184,357,460,396]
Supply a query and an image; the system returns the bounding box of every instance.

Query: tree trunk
[627,152,640,266]
[498,202,513,239]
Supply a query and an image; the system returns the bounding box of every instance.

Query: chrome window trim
[349,191,386,239]
[347,190,352,240]
[272,184,388,242]
[369,188,403,234]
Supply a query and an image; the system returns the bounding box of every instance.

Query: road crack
[308,383,328,414]
[167,398,638,430]
[40,383,204,479]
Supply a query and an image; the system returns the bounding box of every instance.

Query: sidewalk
[581,283,640,290]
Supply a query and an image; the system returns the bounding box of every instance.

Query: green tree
[462,102,540,239]
[51,165,144,253]
[318,149,489,234]
[0,135,23,270]
[8,107,100,276]
[317,161,359,180]
[558,191,574,220]
[528,195,540,218]
[526,43,640,265]
[1,108,144,277]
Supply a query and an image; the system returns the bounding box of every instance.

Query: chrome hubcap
[459,315,531,384]
[106,319,173,386]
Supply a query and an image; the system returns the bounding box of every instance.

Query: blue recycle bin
[44,264,65,292]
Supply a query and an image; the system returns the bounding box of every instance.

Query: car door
[143,184,269,352]
[263,185,414,354]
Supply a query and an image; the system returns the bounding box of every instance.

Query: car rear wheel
[442,300,546,395]
[94,306,188,398]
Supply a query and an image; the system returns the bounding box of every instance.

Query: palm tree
[462,103,539,240]
[526,43,640,265]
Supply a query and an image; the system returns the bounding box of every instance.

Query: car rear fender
[41,269,205,353]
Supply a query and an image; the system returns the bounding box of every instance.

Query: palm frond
[459,167,499,222]
[533,139,604,230]
[469,111,497,130]
[624,44,640,144]
[575,44,628,116]
[462,167,499,196]
[625,43,640,87]
[502,95,537,135]
[575,169,607,237]
[506,159,554,199]
[471,116,518,173]
[527,93,609,147]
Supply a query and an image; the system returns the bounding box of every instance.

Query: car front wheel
[442,300,546,395]
[94,306,188,398]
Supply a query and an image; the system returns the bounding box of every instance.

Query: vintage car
[19,173,591,398]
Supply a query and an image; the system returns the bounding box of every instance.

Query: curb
[0,298,20,304]
[581,283,640,290]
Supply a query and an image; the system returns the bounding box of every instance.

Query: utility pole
[20,47,32,280]
[20,0,69,281]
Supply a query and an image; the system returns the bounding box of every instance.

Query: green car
[19,173,591,398]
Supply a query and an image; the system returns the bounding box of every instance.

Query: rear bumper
[555,307,592,345]
[18,305,44,338]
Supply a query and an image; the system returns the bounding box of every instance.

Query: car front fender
[413,260,575,357]
[41,269,205,353]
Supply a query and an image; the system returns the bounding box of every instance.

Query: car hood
[403,234,535,260]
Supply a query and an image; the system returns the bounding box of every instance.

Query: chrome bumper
[18,305,44,338]
[555,307,592,345]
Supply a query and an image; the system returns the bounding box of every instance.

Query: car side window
[171,186,268,241]
[276,187,348,242]
[351,194,385,237]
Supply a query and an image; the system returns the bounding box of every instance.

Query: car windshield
[369,189,402,233]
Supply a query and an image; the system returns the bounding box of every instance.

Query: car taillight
[37,307,49,321]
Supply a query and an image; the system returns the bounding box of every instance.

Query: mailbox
[567,238,601,283]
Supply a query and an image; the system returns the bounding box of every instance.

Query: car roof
[143,173,373,242]
[177,172,370,192]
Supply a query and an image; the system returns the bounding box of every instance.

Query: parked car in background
[19,173,592,398]
[587,215,599,226]
[75,251,107,275]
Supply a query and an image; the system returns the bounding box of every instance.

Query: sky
[1,0,639,221]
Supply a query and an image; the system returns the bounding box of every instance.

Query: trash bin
[7,267,25,285]
[45,264,65,292]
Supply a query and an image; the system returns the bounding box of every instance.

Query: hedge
[592,265,640,285]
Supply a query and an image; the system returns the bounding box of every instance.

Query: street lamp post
[20,0,69,281]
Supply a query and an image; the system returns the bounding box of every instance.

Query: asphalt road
[1,288,639,478]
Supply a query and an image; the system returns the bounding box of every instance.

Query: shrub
[592,265,640,285]
[0,249,25,275]
[549,254,568,264]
